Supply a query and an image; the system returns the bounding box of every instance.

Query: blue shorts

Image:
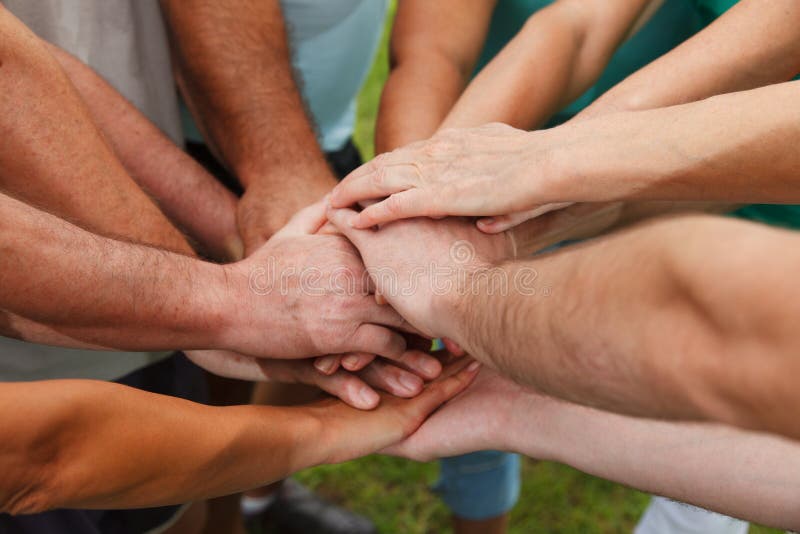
[435,451,521,520]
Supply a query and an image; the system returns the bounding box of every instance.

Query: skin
[387,369,800,531]
[0,360,479,515]
[332,81,800,228]
[159,0,339,253]
[45,43,243,262]
[378,0,655,152]
[332,0,800,231]
[0,6,438,409]
[327,208,800,439]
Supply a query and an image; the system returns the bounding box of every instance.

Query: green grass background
[295,6,781,533]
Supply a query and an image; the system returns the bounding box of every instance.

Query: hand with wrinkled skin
[225,202,444,372]
[325,204,509,340]
[330,123,567,232]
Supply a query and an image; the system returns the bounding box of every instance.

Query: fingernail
[360,386,379,407]
[422,360,441,378]
[399,374,422,393]
[315,359,334,374]
[342,355,360,369]
[480,218,495,226]
[348,214,360,228]
[467,361,481,373]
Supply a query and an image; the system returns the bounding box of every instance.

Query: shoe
[244,479,377,534]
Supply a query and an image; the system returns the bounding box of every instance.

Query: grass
[294,5,783,533]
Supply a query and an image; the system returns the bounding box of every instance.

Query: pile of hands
[193,125,563,462]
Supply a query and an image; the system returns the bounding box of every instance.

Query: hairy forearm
[509,396,800,530]
[0,7,191,256]
[46,44,242,261]
[0,380,321,514]
[0,193,231,351]
[160,0,335,194]
[544,82,800,205]
[452,216,800,435]
[582,0,800,118]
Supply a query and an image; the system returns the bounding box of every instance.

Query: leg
[435,451,521,534]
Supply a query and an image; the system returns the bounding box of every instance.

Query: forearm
[160,0,335,205]
[582,0,800,119]
[544,82,800,205]
[0,192,232,351]
[0,6,191,256]
[47,44,242,261]
[451,215,800,435]
[375,0,494,153]
[441,0,656,131]
[509,397,800,530]
[0,380,322,513]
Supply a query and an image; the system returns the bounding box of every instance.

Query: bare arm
[450,215,800,437]
[390,371,800,531]
[0,362,477,514]
[375,0,497,153]
[583,0,800,118]
[0,5,191,256]
[46,44,243,261]
[160,0,338,252]
[441,0,657,130]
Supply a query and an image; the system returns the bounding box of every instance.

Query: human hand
[222,201,443,376]
[325,205,509,339]
[186,349,437,410]
[329,123,566,231]
[384,368,559,461]
[306,358,481,465]
[237,175,335,255]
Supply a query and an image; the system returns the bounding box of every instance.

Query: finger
[314,354,342,376]
[350,189,432,229]
[406,360,481,419]
[359,359,424,398]
[349,324,407,360]
[316,221,342,236]
[360,299,419,334]
[273,199,328,237]
[442,337,465,357]
[385,350,442,380]
[313,370,380,410]
[331,157,418,208]
[325,206,373,249]
[477,202,574,234]
[342,353,375,371]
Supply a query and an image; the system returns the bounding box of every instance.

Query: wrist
[199,261,255,353]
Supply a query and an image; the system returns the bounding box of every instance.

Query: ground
[290,7,781,534]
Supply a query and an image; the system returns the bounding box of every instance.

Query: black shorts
[0,354,208,534]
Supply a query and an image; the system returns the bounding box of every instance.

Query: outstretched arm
[441,0,658,130]
[160,0,338,253]
[46,44,242,261]
[582,0,800,118]
[389,370,800,531]
[0,361,478,514]
[375,0,496,153]
[327,207,800,438]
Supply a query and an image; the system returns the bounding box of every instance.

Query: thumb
[325,205,373,251]
[273,199,329,238]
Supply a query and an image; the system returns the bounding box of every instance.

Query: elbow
[1,462,61,515]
